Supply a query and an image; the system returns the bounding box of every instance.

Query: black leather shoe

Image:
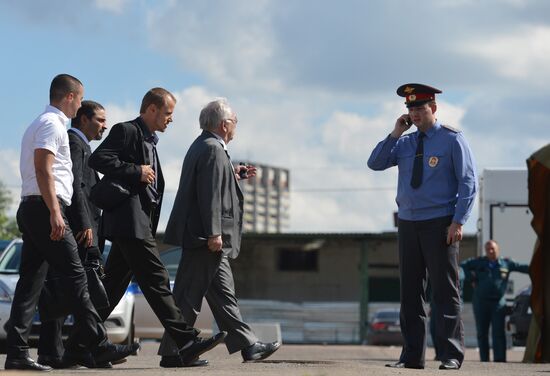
[5,356,53,371]
[37,355,76,369]
[94,342,141,365]
[160,355,209,368]
[179,332,227,364]
[90,361,114,368]
[242,341,281,362]
[439,359,460,370]
[61,350,96,368]
[385,361,424,369]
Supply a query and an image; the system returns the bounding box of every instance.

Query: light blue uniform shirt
[368,121,477,224]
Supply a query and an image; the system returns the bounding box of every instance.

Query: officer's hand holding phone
[391,115,412,138]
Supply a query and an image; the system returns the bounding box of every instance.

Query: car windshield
[0,239,11,252]
[375,311,399,320]
[102,245,182,280]
[0,241,23,273]
[161,248,182,279]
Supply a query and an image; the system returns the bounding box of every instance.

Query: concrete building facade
[236,162,290,233]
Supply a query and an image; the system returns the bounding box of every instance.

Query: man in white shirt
[5,74,136,371]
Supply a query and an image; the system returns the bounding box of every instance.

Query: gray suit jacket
[164,131,243,259]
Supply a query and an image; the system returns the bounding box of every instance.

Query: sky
[0,0,548,235]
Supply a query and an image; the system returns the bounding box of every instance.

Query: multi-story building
[236,161,290,233]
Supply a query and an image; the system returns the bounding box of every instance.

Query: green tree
[0,180,20,239]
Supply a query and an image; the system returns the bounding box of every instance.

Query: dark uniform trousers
[473,298,507,362]
[158,248,257,356]
[97,235,198,349]
[397,215,464,365]
[6,199,104,358]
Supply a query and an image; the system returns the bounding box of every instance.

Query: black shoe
[160,355,209,368]
[94,342,141,365]
[242,341,281,362]
[62,350,96,368]
[385,361,424,369]
[37,355,76,369]
[179,332,227,364]
[5,356,53,371]
[439,359,460,370]
[90,360,114,368]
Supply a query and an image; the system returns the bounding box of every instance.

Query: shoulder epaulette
[441,124,460,133]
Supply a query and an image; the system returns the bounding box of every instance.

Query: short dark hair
[139,87,176,114]
[71,100,104,128]
[49,74,83,103]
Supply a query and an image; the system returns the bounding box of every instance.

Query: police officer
[461,240,529,362]
[368,83,477,370]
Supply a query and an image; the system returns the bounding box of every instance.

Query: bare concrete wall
[228,233,478,302]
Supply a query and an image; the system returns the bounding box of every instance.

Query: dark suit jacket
[66,129,101,246]
[164,131,243,258]
[89,117,164,240]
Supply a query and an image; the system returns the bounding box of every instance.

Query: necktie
[410,132,425,189]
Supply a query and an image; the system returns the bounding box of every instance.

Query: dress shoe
[179,331,227,364]
[5,356,53,371]
[439,359,460,370]
[37,355,76,369]
[94,342,141,365]
[385,361,424,369]
[160,355,209,368]
[62,350,96,368]
[90,360,114,368]
[242,341,281,362]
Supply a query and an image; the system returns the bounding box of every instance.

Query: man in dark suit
[36,100,109,368]
[157,98,280,367]
[89,88,226,367]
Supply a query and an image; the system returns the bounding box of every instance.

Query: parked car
[507,285,532,347]
[131,247,214,339]
[366,308,403,346]
[0,239,11,256]
[0,239,135,349]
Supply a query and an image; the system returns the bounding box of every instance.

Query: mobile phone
[239,163,248,179]
[405,116,412,126]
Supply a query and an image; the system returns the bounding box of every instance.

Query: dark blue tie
[410,132,425,189]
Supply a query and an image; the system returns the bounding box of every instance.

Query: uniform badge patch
[428,156,439,167]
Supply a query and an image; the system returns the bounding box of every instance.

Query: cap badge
[404,86,415,94]
[408,94,416,102]
[428,156,439,168]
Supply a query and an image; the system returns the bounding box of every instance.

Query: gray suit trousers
[158,247,257,355]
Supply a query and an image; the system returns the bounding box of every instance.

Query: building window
[277,249,318,271]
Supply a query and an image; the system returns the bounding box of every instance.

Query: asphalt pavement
[1,341,547,375]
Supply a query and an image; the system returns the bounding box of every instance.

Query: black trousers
[98,236,198,349]
[397,215,464,366]
[158,249,257,356]
[37,242,104,358]
[6,200,104,358]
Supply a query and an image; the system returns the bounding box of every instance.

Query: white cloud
[459,25,550,85]
[0,149,22,216]
[146,0,282,92]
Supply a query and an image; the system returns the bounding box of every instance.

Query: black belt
[21,195,67,208]
[21,195,42,202]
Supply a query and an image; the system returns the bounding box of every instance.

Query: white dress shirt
[20,105,74,205]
